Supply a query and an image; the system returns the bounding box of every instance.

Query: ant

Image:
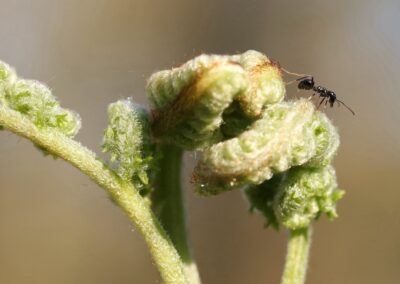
[282,69,355,115]
[296,76,355,115]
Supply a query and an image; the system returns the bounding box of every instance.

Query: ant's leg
[317,97,325,109]
[324,99,329,108]
[308,93,316,100]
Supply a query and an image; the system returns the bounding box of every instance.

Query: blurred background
[0,0,399,283]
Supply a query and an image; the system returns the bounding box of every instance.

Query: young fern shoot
[0,50,346,284]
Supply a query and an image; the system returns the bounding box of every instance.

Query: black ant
[282,69,355,115]
[296,76,355,115]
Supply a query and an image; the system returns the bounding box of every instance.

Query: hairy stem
[152,143,201,284]
[0,105,187,284]
[281,226,312,284]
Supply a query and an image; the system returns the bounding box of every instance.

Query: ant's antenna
[280,67,309,77]
[280,67,312,85]
[336,99,355,115]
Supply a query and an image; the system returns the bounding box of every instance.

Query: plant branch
[152,143,201,284]
[0,105,187,284]
[281,226,312,284]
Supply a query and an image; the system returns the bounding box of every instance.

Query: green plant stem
[152,143,201,284]
[281,226,312,284]
[0,105,187,284]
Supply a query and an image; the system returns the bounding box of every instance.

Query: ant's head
[327,90,336,99]
[297,76,314,90]
[327,91,336,107]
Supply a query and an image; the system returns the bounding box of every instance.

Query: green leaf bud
[245,166,344,230]
[102,99,154,194]
[274,166,344,229]
[0,61,80,137]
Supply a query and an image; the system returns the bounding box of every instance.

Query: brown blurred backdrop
[1,0,399,283]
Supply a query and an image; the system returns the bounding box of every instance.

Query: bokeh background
[1,0,399,283]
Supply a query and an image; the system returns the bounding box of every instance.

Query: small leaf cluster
[245,166,344,230]
[102,99,155,195]
[0,62,80,137]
